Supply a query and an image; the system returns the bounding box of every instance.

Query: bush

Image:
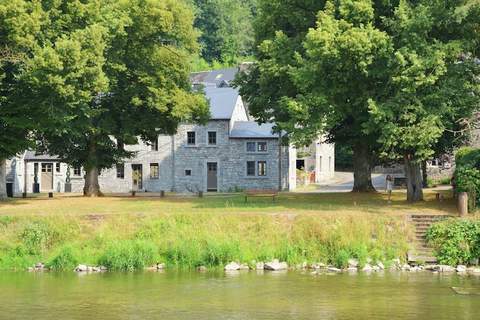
[454,147,480,212]
[47,246,79,270]
[99,240,158,271]
[20,221,60,255]
[333,249,350,268]
[426,219,480,265]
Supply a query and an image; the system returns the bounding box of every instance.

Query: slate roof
[230,121,278,139]
[24,151,59,161]
[205,87,240,119]
[190,67,238,87]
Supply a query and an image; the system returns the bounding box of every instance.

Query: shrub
[47,246,79,270]
[455,147,480,168]
[426,219,480,265]
[455,166,480,211]
[333,249,350,268]
[20,221,60,255]
[99,240,158,271]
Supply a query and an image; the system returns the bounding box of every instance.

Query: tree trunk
[352,141,375,192]
[0,159,6,200]
[421,160,428,188]
[404,154,423,202]
[83,139,102,197]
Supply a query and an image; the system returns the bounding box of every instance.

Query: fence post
[458,192,468,217]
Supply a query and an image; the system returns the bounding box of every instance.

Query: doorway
[132,164,143,190]
[207,162,217,192]
[41,163,53,191]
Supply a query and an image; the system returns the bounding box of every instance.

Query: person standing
[386,175,394,203]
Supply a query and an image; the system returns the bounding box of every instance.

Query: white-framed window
[246,142,256,152]
[208,131,217,145]
[246,161,256,176]
[73,166,81,176]
[257,142,267,152]
[116,164,124,179]
[258,161,267,176]
[187,131,196,145]
[246,141,268,152]
[150,163,159,179]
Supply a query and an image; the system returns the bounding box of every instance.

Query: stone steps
[407,214,450,264]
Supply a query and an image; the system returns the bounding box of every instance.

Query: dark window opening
[246,142,256,152]
[185,169,192,176]
[246,161,256,176]
[208,131,217,145]
[187,131,196,145]
[116,164,124,179]
[150,163,159,179]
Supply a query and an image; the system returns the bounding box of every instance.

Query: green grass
[0,191,456,271]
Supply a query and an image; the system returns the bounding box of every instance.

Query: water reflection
[0,271,479,320]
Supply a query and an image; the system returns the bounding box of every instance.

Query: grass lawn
[0,188,456,217]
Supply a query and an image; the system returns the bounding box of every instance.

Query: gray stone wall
[8,120,293,195]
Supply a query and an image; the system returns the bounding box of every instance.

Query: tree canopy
[12,0,209,196]
[236,0,480,200]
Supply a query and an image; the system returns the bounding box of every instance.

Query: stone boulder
[75,264,88,272]
[438,265,455,273]
[255,262,265,270]
[264,259,288,271]
[362,264,373,272]
[327,267,342,272]
[225,262,241,271]
[456,265,467,273]
[348,259,359,268]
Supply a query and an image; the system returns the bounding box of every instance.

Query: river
[0,271,479,319]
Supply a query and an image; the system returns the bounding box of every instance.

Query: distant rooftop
[24,150,59,161]
[230,121,278,139]
[204,87,239,120]
[190,67,238,88]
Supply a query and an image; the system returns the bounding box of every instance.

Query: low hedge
[426,218,480,266]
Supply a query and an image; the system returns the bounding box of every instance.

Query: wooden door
[207,162,217,192]
[41,163,53,191]
[132,164,143,190]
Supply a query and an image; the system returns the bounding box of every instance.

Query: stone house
[6,68,335,196]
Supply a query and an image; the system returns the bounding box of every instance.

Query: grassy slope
[0,190,454,271]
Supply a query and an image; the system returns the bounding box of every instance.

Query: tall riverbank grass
[0,212,410,271]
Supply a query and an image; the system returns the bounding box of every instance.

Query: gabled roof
[205,87,240,120]
[190,67,238,87]
[24,151,59,161]
[230,121,278,139]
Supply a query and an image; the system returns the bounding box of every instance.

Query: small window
[246,142,256,152]
[73,166,81,176]
[208,131,217,145]
[246,161,256,176]
[151,138,158,151]
[116,164,124,179]
[185,169,192,176]
[56,163,61,173]
[258,161,267,176]
[187,131,196,145]
[150,163,159,179]
[257,142,267,152]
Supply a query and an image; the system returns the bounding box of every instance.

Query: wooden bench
[244,189,278,203]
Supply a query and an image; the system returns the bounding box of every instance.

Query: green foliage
[20,221,60,255]
[192,0,255,63]
[8,0,210,195]
[47,246,79,271]
[0,209,409,271]
[99,240,158,271]
[334,249,350,269]
[426,218,480,265]
[456,147,480,169]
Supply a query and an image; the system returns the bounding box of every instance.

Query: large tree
[368,0,480,201]
[17,0,209,196]
[236,0,388,192]
[0,0,43,199]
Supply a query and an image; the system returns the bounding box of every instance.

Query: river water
[0,270,479,319]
